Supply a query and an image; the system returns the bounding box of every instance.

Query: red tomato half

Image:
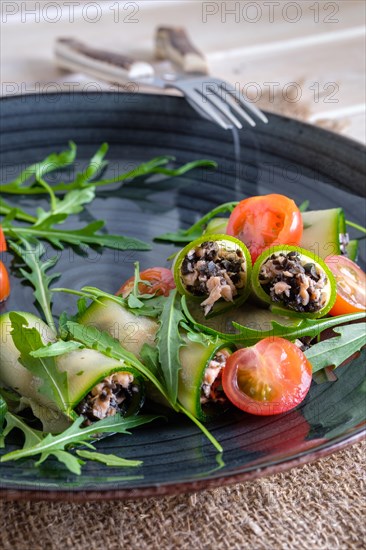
[222,337,312,416]
[325,255,366,316]
[116,267,175,298]
[0,226,6,252]
[0,261,10,302]
[226,194,303,262]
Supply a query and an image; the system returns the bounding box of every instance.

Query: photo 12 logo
[202,2,340,24]
[1,1,140,24]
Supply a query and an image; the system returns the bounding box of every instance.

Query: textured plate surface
[0,93,365,500]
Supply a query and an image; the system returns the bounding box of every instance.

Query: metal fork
[55,28,268,131]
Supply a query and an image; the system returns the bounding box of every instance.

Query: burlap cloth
[1,94,365,550]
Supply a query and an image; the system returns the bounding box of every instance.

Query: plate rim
[1,91,365,500]
[1,429,365,501]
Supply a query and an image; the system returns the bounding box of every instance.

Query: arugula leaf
[0,141,77,194]
[35,187,95,224]
[30,340,83,358]
[181,296,366,345]
[139,343,161,378]
[76,450,142,467]
[1,154,215,195]
[80,285,166,318]
[1,414,159,467]
[9,312,69,413]
[4,221,150,251]
[0,395,7,436]
[156,290,186,404]
[299,200,310,212]
[0,197,36,223]
[0,412,43,450]
[9,239,60,328]
[305,323,366,373]
[65,321,174,407]
[155,201,238,243]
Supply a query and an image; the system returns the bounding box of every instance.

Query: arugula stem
[346,220,366,234]
[36,177,57,211]
[177,403,223,453]
[0,201,37,224]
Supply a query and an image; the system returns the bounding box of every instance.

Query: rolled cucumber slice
[251,246,337,318]
[0,312,144,425]
[79,297,158,359]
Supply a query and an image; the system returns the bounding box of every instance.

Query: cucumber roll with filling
[173,234,252,315]
[78,299,233,421]
[0,312,145,430]
[251,246,337,318]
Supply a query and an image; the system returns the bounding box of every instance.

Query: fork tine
[220,82,268,124]
[215,84,256,127]
[179,86,233,130]
[196,88,243,129]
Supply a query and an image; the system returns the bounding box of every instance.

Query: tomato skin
[222,337,312,416]
[325,255,366,316]
[0,261,10,302]
[0,227,6,252]
[116,267,175,298]
[226,194,303,262]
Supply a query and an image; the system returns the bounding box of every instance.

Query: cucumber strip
[301,208,346,259]
[79,298,158,359]
[346,239,359,261]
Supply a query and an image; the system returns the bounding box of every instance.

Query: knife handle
[55,38,154,83]
[155,27,208,75]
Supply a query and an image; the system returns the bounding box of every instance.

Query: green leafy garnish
[9,312,69,413]
[0,141,77,194]
[305,323,366,373]
[181,296,366,345]
[0,412,44,450]
[30,340,83,358]
[66,321,173,406]
[10,239,60,328]
[4,220,149,251]
[76,450,142,467]
[346,220,366,234]
[0,414,159,475]
[156,290,185,404]
[155,201,238,244]
[0,395,7,437]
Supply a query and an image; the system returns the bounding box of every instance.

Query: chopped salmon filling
[259,251,328,313]
[181,241,246,314]
[76,372,139,424]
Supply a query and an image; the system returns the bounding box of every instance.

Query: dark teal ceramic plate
[0,93,365,500]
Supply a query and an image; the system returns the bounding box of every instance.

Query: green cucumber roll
[251,246,337,318]
[78,299,233,421]
[173,234,252,315]
[0,312,144,428]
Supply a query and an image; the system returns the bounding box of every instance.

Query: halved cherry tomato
[0,261,10,302]
[116,267,175,298]
[222,337,312,416]
[226,194,303,262]
[325,255,366,316]
[0,226,7,252]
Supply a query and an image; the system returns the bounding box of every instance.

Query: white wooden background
[1,0,365,143]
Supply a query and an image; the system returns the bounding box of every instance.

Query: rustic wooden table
[1,0,365,142]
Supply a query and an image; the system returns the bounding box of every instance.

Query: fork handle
[55,38,154,83]
[155,27,208,75]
